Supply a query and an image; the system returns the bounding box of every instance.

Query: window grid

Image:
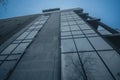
[0,15,50,80]
[61,11,88,79]
[60,11,119,80]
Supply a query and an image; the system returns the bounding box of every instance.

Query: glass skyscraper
[0,8,120,80]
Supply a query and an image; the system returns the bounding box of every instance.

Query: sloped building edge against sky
[0,0,120,29]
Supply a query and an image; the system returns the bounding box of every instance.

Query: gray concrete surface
[8,12,60,80]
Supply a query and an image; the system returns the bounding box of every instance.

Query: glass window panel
[67,18,73,20]
[12,40,21,44]
[67,18,74,21]
[72,15,80,17]
[61,16,66,18]
[68,21,76,25]
[83,30,96,34]
[79,24,92,30]
[68,20,75,22]
[88,37,113,50]
[61,18,67,20]
[17,32,29,40]
[69,11,74,13]
[39,19,46,21]
[61,36,72,39]
[12,43,29,54]
[61,15,66,16]
[1,44,18,54]
[61,22,69,26]
[40,20,46,24]
[62,53,84,80]
[61,27,70,32]
[74,18,81,21]
[73,16,81,19]
[35,25,43,29]
[71,14,78,16]
[0,55,7,60]
[7,55,20,60]
[61,15,66,17]
[26,29,34,32]
[72,31,83,35]
[98,50,120,80]
[86,34,99,37]
[34,21,39,25]
[61,16,67,18]
[61,19,68,22]
[61,39,76,52]
[32,28,40,31]
[70,25,80,31]
[67,19,73,21]
[22,39,32,43]
[73,35,85,38]
[75,38,94,51]
[79,52,114,80]
[28,26,35,30]
[66,15,71,17]
[61,32,71,36]
[40,17,49,20]
[67,16,72,18]
[76,20,85,24]
[25,31,38,39]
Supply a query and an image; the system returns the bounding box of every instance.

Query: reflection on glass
[62,53,84,80]
[83,30,96,34]
[36,25,43,29]
[75,38,94,51]
[7,55,20,60]
[1,44,18,54]
[40,20,46,24]
[73,35,85,38]
[76,20,85,25]
[61,32,71,36]
[25,31,38,39]
[70,25,80,31]
[12,43,29,54]
[88,37,113,50]
[61,36,72,39]
[34,21,39,25]
[86,34,99,37]
[22,39,32,43]
[98,50,120,80]
[12,40,21,44]
[61,39,76,52]
[79,52,114,80]
[61,27,70,32]
[61,22,69,26]
[68,21,76,25]
[79,24,91,30]
[17,32,29,40]
[72,31,83,35]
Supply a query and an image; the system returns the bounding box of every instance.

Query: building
[0,8,120,80]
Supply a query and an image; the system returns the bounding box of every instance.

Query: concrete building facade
[0,8,120,80]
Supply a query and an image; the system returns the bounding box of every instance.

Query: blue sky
[0,0,120,28]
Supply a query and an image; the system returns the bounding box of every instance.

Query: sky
[0,0,120,28]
